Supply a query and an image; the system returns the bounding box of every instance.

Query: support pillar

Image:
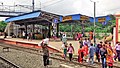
[32,24,35,33]
[32,24,35,39]
[48,23,51,38]
[8,24,10,36]
[56,23,59,37]
[7,22,11,37]
[25,23,27,39]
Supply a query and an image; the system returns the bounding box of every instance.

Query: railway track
[0,56,20,68]
[0,43,119,68]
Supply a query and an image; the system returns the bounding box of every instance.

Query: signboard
[53,18,58,23]
[62,16,72,22]
[80,15,89,21]
[98,17,106,22]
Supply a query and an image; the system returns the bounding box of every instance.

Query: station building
[5,10,111,39]
[5,10,60,39]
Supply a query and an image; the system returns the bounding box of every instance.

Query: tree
[0,21,7,32]
[108,14,115,20]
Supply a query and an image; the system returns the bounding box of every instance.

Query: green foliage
[59,19,116,34]
[0,21,7,32]
[96,33,102,40]
[108,14,115,20]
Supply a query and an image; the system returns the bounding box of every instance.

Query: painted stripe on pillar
[116,18,118,43]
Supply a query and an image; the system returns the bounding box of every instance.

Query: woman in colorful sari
[83,44,89,62]
[106,42,114,68]
[78,45,84,63]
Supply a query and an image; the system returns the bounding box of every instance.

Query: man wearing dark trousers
[41,43,49,68]
[100,45,107,68]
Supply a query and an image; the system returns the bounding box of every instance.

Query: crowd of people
[61,37,120,68]
[38,32,120,68]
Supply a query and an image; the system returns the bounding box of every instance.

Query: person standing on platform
[62,32,67,44]
[95,42,102,62]
[22,31,25,40]
[89,43,95,64]
[79,38,83,47]
[115,42,120,61]
[42,43,49,68]
[28,32,32,41]
[78,45,84,63]
[78,32,82,40]
[106,42,114,68]
[38,38,50,68]
[75,33,78,41]
[67,43,74,61]
[61,42,67,59]
[52,32,57,41]
[59,32,63,41]
[87,38,91,47]
[100,45,107,68]
[89,31,93,41]
[83,38,88,46]
[30,32,33,41]
[83,43,89,62]
[4,32,7,38]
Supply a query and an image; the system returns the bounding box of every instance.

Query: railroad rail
[0,43,120,68]
[0,56,20,68]
[0,43,97,68]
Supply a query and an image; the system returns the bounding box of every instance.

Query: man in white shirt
[62,32,67,43]
[22,31,25,40]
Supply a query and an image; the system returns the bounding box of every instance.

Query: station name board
[62,16,72,22]
[98,17,106,22]
[80,15,89,21]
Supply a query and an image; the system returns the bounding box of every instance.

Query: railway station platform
[0,37,80,55]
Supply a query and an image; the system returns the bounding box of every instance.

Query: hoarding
[62,16,72,22]
[80,15,89,21]
[98,17,106,22]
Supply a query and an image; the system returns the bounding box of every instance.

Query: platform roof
[5,11,41,22]
[5,10,111,24]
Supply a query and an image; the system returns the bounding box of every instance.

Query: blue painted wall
[59,14,111,23]
[72,14,80,20]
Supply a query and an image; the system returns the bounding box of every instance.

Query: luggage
[47,59,52,65]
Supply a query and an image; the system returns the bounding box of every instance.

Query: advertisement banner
[98,17,106,22]
[62,16,72,22]
[80,15,89,21]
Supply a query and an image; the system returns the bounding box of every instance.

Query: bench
[3,47,10,52]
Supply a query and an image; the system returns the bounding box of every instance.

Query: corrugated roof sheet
[5,11,41,22]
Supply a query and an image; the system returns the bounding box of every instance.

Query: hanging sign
[53,18,59,23]
[80,15,89,21]
[62,16,72,22]
[98,17,106,22]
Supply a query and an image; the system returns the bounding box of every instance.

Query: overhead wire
[41,0,65,8]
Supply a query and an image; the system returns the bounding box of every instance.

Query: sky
[0,0,120,21]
